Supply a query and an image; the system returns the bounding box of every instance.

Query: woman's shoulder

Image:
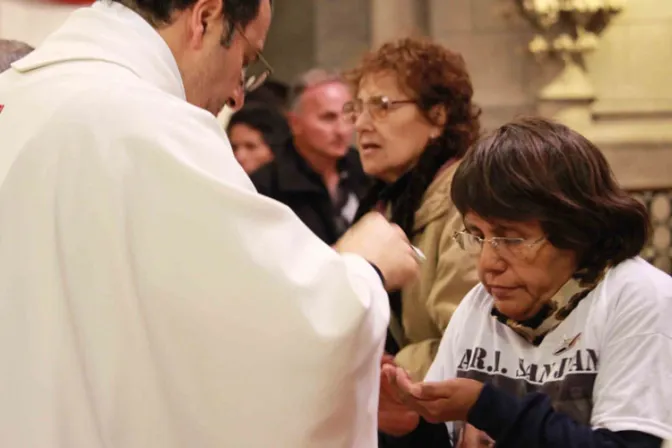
[424,159,461,201]
[596,257,672,331]
[413,161,461,231]
[602,257,672,297]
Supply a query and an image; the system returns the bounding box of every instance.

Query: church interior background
[1,0,670,273]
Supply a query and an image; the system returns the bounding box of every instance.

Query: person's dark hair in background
[0,40,34,73]
[111,0,271,27]
[244,79,289,111]
[227,102,291,174]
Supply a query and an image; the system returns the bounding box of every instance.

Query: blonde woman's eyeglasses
[342,96,416,124]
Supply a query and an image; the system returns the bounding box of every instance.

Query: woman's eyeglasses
[453,231,546,259]
[342,96,416,124]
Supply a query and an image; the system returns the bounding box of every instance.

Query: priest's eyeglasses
[342,96,416,124]
[452,231,546,258]
[225,23,273,93]
[241,50,273,93]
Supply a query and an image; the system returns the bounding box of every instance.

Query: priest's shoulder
[55,79,224,144]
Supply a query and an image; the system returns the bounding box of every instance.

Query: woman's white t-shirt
[426,257,672,441]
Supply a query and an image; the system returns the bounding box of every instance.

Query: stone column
[427,0,536,130]
[575,0,672,194]
[370,0,428,49]
[314,0,371,70]
[263,0,372,80]
[262,0,316,84]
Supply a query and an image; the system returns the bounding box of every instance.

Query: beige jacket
[391,162,479,380]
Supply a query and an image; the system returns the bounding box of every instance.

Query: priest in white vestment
[0,1,421,446]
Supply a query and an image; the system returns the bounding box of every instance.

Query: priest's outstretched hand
[334,212,420,291]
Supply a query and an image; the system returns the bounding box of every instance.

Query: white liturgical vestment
[0,2,389,447]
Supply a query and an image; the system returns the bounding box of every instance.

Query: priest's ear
[187,0,225,48]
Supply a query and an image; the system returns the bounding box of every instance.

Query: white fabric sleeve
[590,269,672,440]
[114,125,390,445]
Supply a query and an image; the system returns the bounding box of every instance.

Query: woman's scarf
[491,270,607,345]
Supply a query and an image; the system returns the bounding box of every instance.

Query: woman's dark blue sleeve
[467,383,663,448]
[378,418,453,448]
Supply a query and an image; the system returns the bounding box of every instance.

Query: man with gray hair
[251,67,370,245]
[0,40,33,73]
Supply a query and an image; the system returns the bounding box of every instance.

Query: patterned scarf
[491,270,606,346]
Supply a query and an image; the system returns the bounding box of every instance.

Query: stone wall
[262,0,315,84]
[634,189,672,273]
[428,0,539,131]
[263,0,370,82]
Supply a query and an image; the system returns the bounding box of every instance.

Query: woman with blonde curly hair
[344,37,481,444]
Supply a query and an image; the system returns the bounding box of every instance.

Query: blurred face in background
[289,82,354,160]
[350,71,442,183]
[229,123,274,173]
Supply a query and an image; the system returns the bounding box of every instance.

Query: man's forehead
[301,82,349,109]
[242,0,272,51]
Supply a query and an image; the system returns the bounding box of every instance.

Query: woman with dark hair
[344,37,481,443]
[226,102,291,174]
[383,117,672,447]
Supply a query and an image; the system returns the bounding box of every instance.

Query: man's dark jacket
[250,141,370,246]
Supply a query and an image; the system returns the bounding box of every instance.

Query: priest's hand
[382,364,484,424]
[333,212,419,291]
[378,354,419,436]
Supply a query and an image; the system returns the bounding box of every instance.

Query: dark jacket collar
[275,140,369,195]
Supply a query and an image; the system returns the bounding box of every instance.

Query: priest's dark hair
[110,0,271,28]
